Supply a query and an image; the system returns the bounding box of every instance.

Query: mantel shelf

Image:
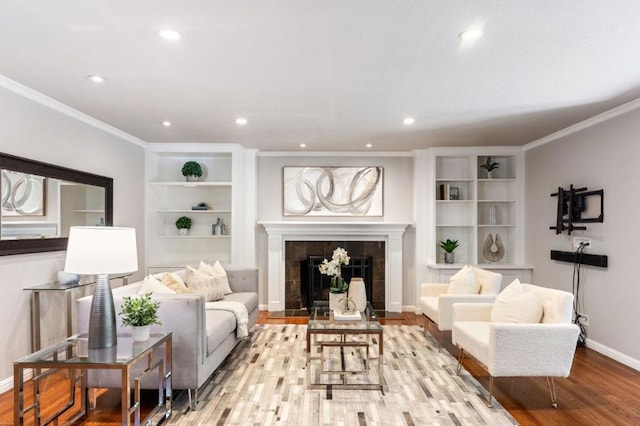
[156,209,231,214]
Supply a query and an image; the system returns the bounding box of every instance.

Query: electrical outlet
[573,237,591,250]
[578,314,590,326]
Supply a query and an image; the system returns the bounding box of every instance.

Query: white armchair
[452,282,580,408]
[419,266,502,348]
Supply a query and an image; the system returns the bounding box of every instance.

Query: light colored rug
[168,324,517,425]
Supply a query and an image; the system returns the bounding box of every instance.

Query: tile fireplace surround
[260,222,411,312]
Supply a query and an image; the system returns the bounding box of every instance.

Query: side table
[14,332,172,426]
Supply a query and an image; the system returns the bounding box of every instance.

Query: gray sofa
[76,266,258,410]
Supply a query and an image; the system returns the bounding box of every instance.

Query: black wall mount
[549,184,603,235]
[550,250,608,268]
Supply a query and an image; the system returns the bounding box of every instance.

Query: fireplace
[286,241,382,310]
[260,221,410,312]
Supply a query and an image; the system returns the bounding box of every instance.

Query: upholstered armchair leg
[487,376,494,408]
[188,388,199,411]
[438,330,443,352]
[546,377,558,408]
[456,347,464,375]
[422,315,430,337]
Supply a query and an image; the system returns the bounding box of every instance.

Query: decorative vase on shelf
[486,170,494,179]
[489,204,498,225]
[132,325,150,342]
[178,228,188,236]
[444,252,455,264]
[186,175,199,182]
[349,277,367,312]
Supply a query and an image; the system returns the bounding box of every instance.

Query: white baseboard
[402,305,418,313]
[0,368,33,394]
[586,338,640,372]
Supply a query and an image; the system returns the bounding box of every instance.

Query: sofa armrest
[452,302,493,322]
[437,294,498,330]
[225,267,258,294]
[420,283,449,297]
[489,323,580,377]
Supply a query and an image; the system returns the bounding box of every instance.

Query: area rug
[168,324,518,425]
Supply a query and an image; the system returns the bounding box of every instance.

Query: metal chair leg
[546,377,558,408]
[456,347,464,375]
[188,388,198,411]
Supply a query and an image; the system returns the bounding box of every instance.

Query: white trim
[258,151,413,157]
[146,142,242,153]
[586,338,640,372]
[0,368,33,394]
[523,97,640,151]
[0,74,147,148]
[403,304,418,313]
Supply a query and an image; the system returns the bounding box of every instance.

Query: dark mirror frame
[0,152,113,256]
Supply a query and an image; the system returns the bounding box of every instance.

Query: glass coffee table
[13,332,172,426]
[306,301,384,391]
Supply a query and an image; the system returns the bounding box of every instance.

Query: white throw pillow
[491,279,543,323]
[138,274,175,296]
[199,260,232,295]
[447,265,480,294]
[185,265,225,302]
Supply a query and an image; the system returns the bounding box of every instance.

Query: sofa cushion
[491,279,543,323]
[199,260,233,295]
[138,275,175,296]
[223,291,259,313]
[448,265,480,294]
[452,321,490,366]
[185,266,225,302]
[205,309,236,355]
[162,272,191,294]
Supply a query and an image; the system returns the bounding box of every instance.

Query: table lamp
[64,226,138,349]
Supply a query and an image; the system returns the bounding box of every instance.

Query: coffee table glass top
[308,301,382,332]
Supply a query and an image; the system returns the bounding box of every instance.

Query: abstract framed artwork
[283,166,383,216]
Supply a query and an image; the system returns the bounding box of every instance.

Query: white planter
[349,278,367,312]
[178,228,188,236]
[132,325,150,342]
[329,292,346,311]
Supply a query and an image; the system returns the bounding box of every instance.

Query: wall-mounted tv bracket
[550,184,604,235]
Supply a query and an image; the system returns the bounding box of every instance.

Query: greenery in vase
[480,156,500,172]
[181,161,203,177]
[439,239,460,253]
[175,216,192,229]
[119,293,161,327]
[318,247,350,294]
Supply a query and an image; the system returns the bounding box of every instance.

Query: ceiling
[1,1,640,152]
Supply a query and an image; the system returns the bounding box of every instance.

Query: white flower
[319,258,339,276]
[332,247,350,266]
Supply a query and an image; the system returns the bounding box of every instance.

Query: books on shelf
[439,184,460,200]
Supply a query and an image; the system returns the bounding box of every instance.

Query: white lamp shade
[64,226,138,275]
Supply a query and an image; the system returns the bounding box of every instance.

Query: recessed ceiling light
[162,121,171,127]
[159,29,182,41]
[235,117,248,125]
[299,143,307,148]
[365,143,373,148]
[403,117,415,125]
[459,29,483,40]
[87,74,106,83]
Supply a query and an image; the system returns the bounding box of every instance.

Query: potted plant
[119,293,161,342]
[480,156,499,178]
[439,239,460,264]
[318,247,351,311]
[181,161,203,182]
[175,216,192,236]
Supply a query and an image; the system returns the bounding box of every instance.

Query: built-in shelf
[156,210,231,214]
[159,235,231,239]
[73,209,105,213]
[477,224,516,228]
[149,181,232,187]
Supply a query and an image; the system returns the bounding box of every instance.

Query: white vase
[132,325,150,342]
[329,292,346,311]
[349,278,367,312]
[178,228,188,236]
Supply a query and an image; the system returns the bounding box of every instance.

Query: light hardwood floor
[1,312,638,425]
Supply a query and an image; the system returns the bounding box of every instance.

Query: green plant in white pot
[439,239,459,264]
[119,293,161,342]
[181,161,203,182]
[480,156,499,178]
[175,216,192,236]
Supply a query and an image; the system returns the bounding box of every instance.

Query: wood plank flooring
[0,312,638,425]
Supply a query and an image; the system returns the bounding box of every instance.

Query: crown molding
[0,74,147,148]
[258,150,413,157]
[524,97,640,151]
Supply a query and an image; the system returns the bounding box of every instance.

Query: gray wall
[0,84,145,386]
[256,155,415,309]
[525,108,640,365]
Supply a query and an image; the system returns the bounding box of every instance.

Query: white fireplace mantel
[259,221,411,312]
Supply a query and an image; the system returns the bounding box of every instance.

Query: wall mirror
[0,152,113,255]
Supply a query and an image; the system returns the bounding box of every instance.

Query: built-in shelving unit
[414,147,532,292]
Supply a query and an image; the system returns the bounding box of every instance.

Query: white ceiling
[1,1,640,151]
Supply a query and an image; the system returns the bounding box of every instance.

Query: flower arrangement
[318,247,350,294]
